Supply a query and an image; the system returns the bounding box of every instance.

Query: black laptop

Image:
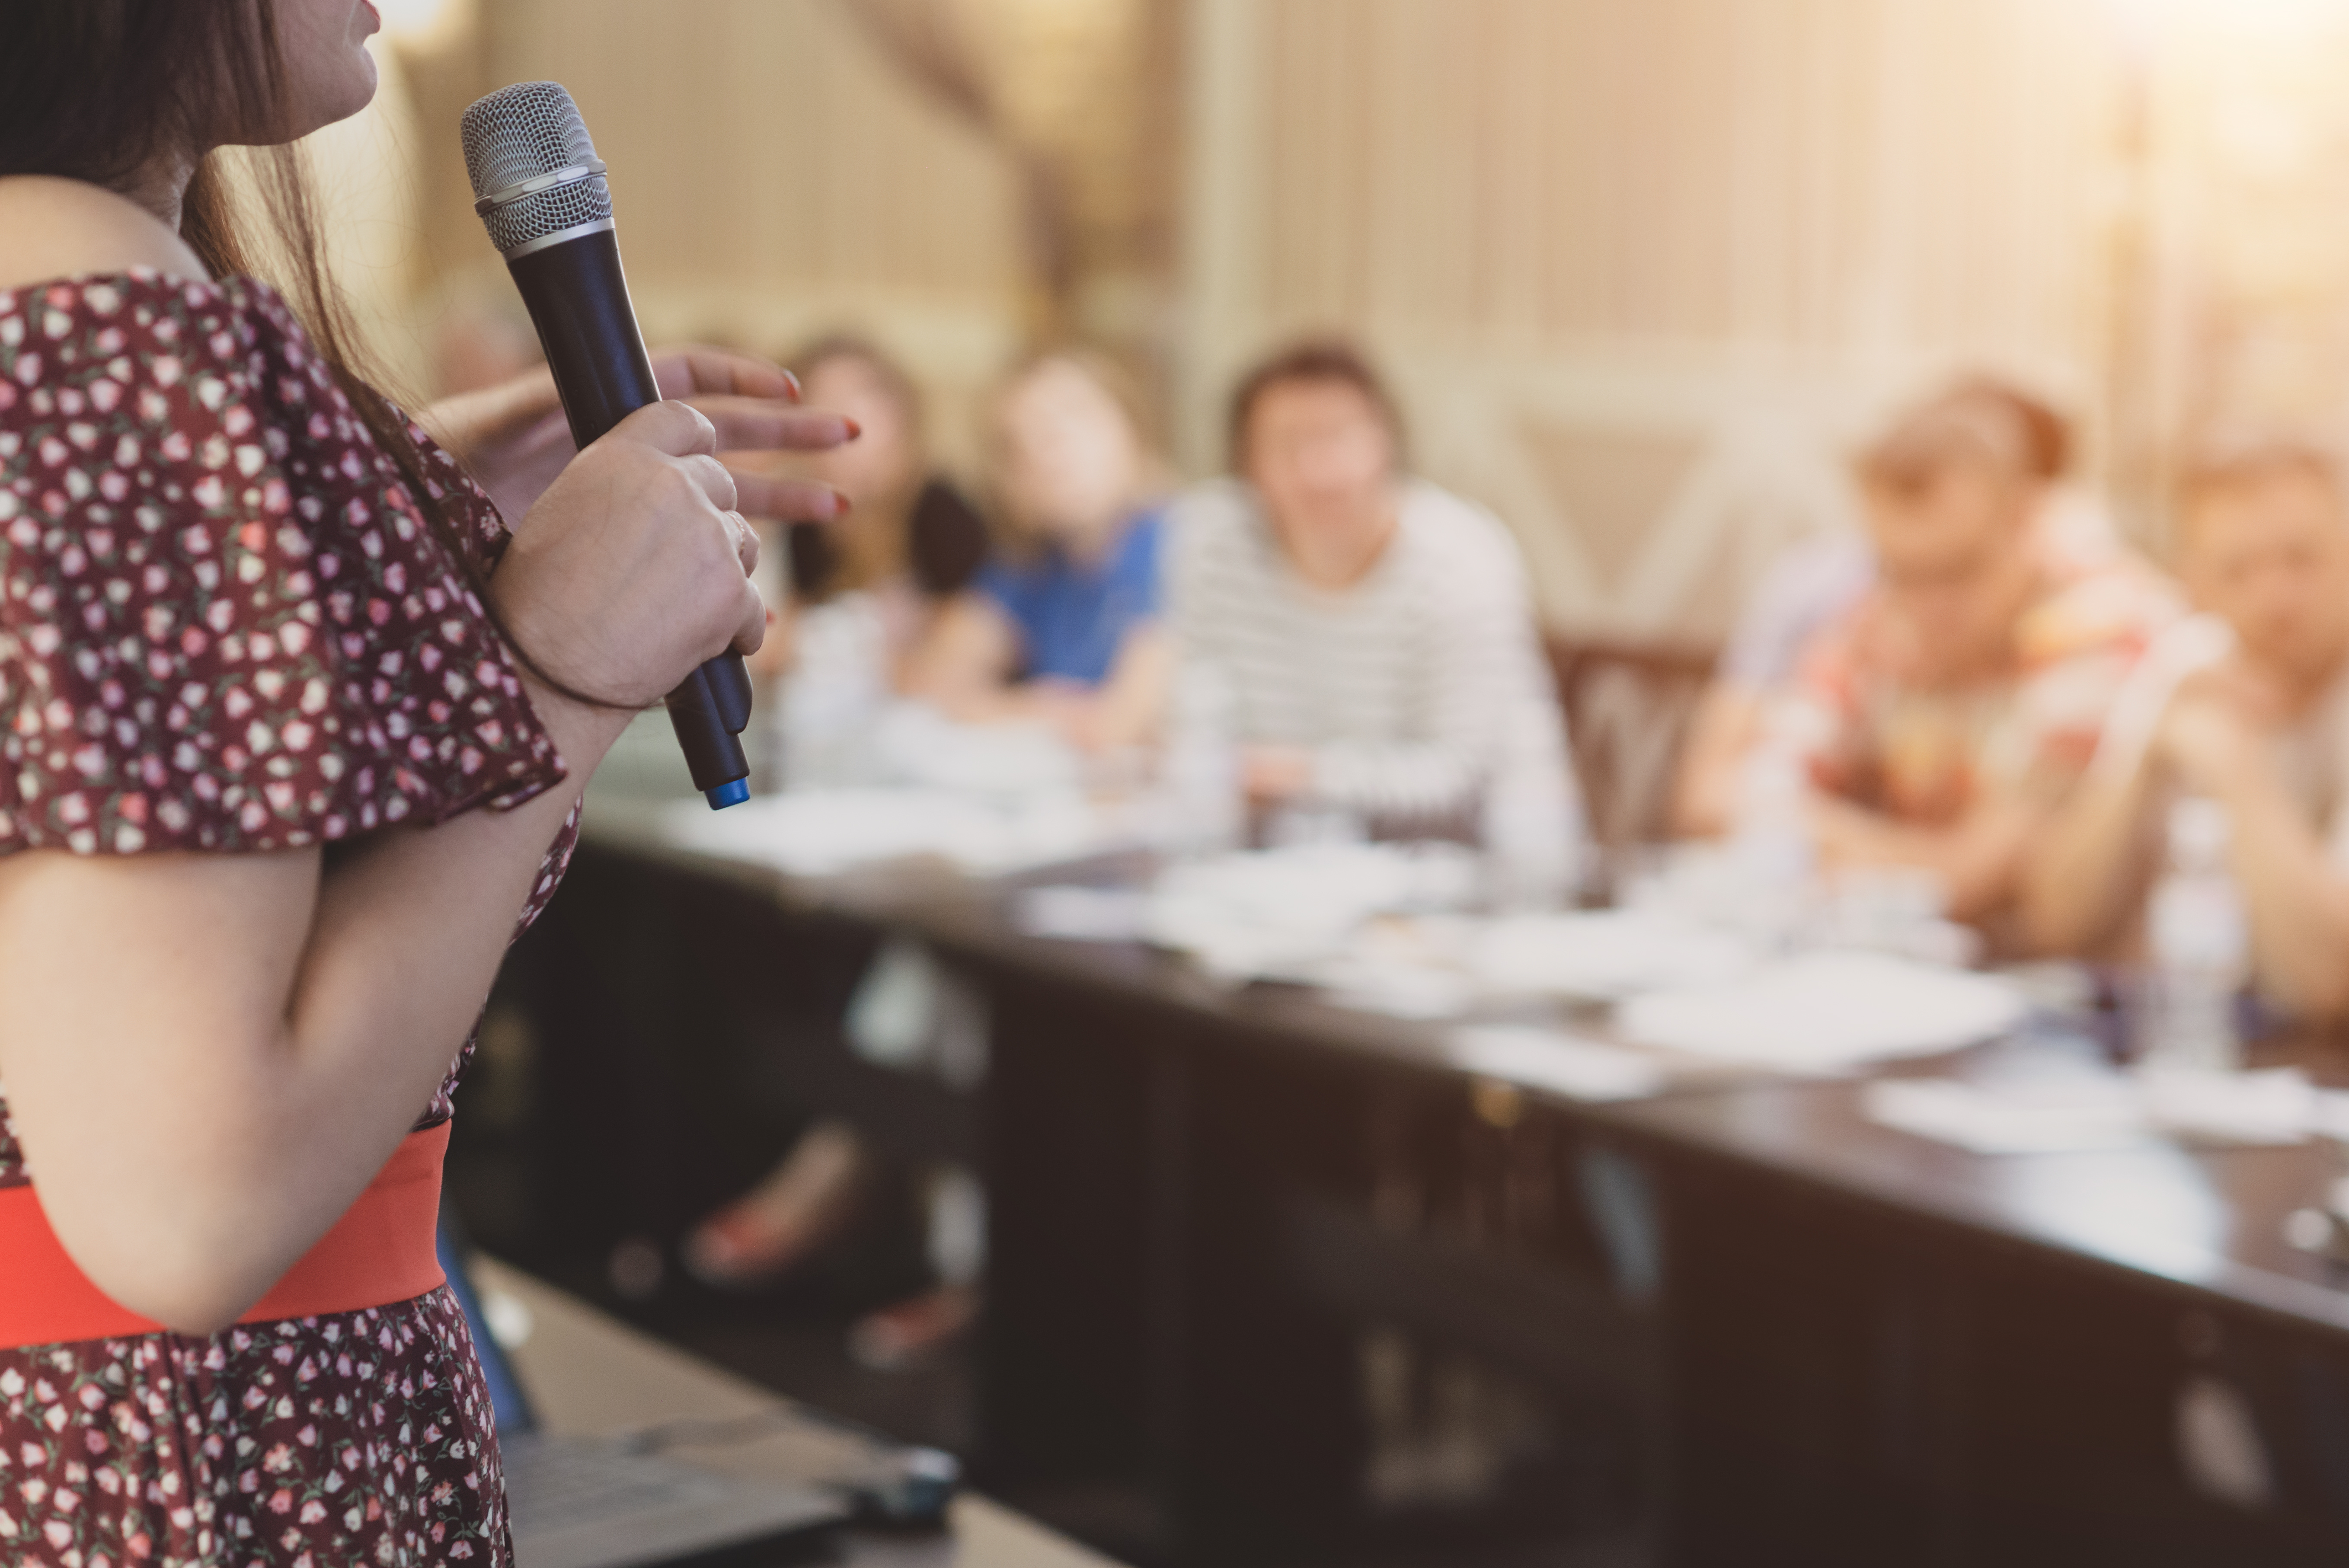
[436,1222,853,1568]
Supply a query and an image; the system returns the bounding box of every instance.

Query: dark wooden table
[474,1254,1123,1567]
[488,786,2349,1567]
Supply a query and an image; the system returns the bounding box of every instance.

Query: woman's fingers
[728,468,851,523]
[689,396,859,455]
[652,345,800,404]
[612,399,720,458]
[730,577,769,656]
[680,451,738,514]
[728,511,761,577]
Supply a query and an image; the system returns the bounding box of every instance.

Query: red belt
[0,1121,449,1348]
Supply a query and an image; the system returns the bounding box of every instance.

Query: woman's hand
[492,400,767,711]
[423,345,857,526]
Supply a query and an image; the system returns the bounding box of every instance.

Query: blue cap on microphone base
[705,778,752,810]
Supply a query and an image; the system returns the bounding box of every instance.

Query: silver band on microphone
[472,159,610,217]
[498,217,619,262]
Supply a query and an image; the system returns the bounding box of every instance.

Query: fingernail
[842,417,862,441]
[782,370,802,401]
[831,490,853,516]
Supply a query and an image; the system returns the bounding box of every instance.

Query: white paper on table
[1309,958,1480,1020]
[2140,1067,2318,1147]
[1445,1025,1669,1103]
[1617,950,2028,1073]
[1866,1067,2327,1155]
[1862,1077,2149,1155]
[1013,885,1152,942]
[659,788,1109,878]
[1467,911,1755,1001]
[1143,843,1479,980]
[2313,1089,2349,1143]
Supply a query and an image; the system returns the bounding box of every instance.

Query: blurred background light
[374,0,476,53]
[2104,0,2349,40]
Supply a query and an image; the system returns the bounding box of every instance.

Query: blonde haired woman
[904,349,1172,752]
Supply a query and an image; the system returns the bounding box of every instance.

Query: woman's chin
[297,53,380,138]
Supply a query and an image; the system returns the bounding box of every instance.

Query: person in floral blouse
[1787,384,2181,935]
[0,3,854,1564]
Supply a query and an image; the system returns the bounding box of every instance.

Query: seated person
[1674,377,2089,838]
[902,350,1172,752]
[748,335,988,786]
[1671,531,1875,838]
[1169,340,1572,840]
[688,337,984,1300]
[2024,442,2349,1015]
[1785,386,2176,930]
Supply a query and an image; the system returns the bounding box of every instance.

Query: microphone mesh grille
[460,81,614,256]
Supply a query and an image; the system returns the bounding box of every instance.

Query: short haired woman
[0,3,852,1562]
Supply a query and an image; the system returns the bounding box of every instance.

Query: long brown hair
[1,0,600,702]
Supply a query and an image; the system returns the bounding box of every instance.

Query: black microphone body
[462,80,753,810]
[505,233,755,805]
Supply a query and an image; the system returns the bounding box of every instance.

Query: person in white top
[746,335,987,787]
[1168,340,1576,841]
[2025,440,2349,1015]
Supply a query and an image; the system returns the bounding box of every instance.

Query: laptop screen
[435,1211,539,1436]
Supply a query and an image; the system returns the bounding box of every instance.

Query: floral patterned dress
[0,269,579,1568]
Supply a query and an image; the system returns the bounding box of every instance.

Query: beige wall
[404,0,1035,472]
[1180,0,2124,640]
[328,0,2349,638]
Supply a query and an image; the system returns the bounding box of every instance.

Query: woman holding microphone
[0,2,852,1562]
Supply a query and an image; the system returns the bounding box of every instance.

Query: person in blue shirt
[904,350,1172,751]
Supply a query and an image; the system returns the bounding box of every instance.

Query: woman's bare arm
[0,687,624,1334]
[898,591,1020,716]
[1809,793,2046,925]
[1671,684,1764,840]
[2163,698,2349,1016]
[1077,623,1172,751]
[2017,757,2157,956]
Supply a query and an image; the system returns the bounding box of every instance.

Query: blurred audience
[903,350,1172,753]
[1168,340,1573,842]
[2025,441,2349,1015]
[749,335,989,787]
[689,336,984,1306]
[1674,378,2093,838]
[1780,383,2178,930]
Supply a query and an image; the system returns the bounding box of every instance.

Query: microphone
[460,81,755,811]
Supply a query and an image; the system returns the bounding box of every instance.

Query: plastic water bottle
[1159,661,1244,856]
[1727,738,1816,945]
[2142,796,2249,1074]
[1481,689,1584,911]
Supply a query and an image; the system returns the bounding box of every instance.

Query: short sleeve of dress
[0,270,568,856]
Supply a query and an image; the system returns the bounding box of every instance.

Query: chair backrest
[1545,633,1720,853]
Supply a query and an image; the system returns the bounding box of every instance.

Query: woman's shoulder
[0,234,564,856]
[0,177,208,294]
